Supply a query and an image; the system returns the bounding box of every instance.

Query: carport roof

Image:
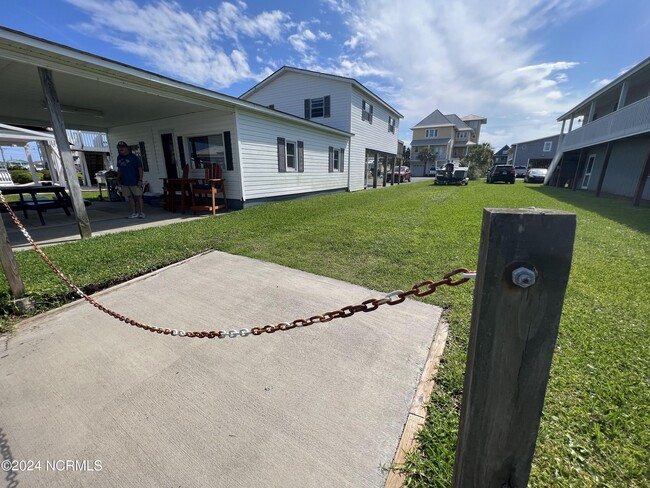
[0,27,351,137]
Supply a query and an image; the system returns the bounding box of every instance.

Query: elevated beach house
[546,55,650,205]
[409,110,487,176]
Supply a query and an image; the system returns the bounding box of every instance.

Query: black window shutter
[277,137,286,172]
[304,99,311,119]
[297,141,304,173]
[328,146,334,173]
[369,105,373,124]
[224,131,233,171]
[176,136,186,167]
[324,96,331,118]
[340,148,345,172]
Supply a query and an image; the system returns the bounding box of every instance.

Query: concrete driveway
[0,251,443,487]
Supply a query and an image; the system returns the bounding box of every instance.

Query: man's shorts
[121,185,143,198]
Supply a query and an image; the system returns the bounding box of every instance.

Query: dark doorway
[161,133,178,178]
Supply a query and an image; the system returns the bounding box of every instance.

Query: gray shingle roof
[444,114,472,130]
[412,109,453,128]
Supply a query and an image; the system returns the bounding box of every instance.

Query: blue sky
[2,0,649,161]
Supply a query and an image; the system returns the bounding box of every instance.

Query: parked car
[387,166,412,183]
[427,167,437,177]
[514,166,527,178]
[486,164,515,184]
[524,168,548,183]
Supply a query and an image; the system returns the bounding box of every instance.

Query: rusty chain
[0,190,475,339]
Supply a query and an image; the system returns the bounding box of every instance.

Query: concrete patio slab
[0,251,442,487]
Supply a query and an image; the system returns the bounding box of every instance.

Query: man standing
[116,141,145,218]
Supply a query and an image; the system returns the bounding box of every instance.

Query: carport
[0,27,248,239]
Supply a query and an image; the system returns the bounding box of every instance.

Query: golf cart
[434,162,469,186]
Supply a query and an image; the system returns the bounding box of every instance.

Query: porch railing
[561,96,650,151]
[67,130,109,152]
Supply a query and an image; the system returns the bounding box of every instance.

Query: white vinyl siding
[242,72,352,132]
[107,108,242,198]
[349,86,400,191]
[237,109,349,200]
[242,71,401,193]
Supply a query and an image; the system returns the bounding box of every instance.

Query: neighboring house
[0,28,352,210]
[409,110,487,176]
[506,135,560,169]
[546,55,650,205]
[493,145,509,165]
[239,66,402,190]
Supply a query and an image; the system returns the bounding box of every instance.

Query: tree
[417,148,436,165]
[462,143,494,180]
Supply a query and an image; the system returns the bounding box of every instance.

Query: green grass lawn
[1,181,648,486]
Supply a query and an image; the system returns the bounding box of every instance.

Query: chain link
[0,190,475,340]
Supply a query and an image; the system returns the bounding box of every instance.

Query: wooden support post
[632,150,650,207]
[452,208,576,488]
[38,67,92,239]
[390,157,396,186]
[372,153,378,189]
[382,157,388,187]
[595,142,613,197]
[0,217,31,312]
[571,149,586,191]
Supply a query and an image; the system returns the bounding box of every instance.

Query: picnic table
[1,184,73,225]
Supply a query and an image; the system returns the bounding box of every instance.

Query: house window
[456,131,467,139]
[305,96,330,119]
[581,154,596,189]
[277,138,304,172]
[425,129,438,138]
[286,141,297,170]
[388,116,396,133]
[362,100,373,123]
[414,146,419,153]
[543,141,553,152]
[188,134,225,170]
[328,146,345,172]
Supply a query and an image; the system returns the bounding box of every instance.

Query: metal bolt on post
[512,267,536,288]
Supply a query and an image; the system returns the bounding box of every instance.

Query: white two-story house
[240,67,403,191]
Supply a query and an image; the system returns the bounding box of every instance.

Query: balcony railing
[67,130,109,152]
[561,96,650,151]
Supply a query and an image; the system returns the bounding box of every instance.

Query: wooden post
[571,149,586,191]
[595,142,613,197]
[0,217,31,311]
[632,150,650,207]
[38,67,92,239]
[452,208,576,488]
[390,157,396,186]
[382,157,388,187]
[372,153,378,189]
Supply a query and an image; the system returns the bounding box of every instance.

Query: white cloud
[322,0,603,148]
[65,0,290,88]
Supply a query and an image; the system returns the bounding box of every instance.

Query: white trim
[0,28,352,139]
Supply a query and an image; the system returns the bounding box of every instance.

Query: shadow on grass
[529,185,650,234]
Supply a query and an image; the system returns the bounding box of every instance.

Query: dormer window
[425,129,437,138]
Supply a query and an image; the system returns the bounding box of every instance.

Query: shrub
[9,169,34,184]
